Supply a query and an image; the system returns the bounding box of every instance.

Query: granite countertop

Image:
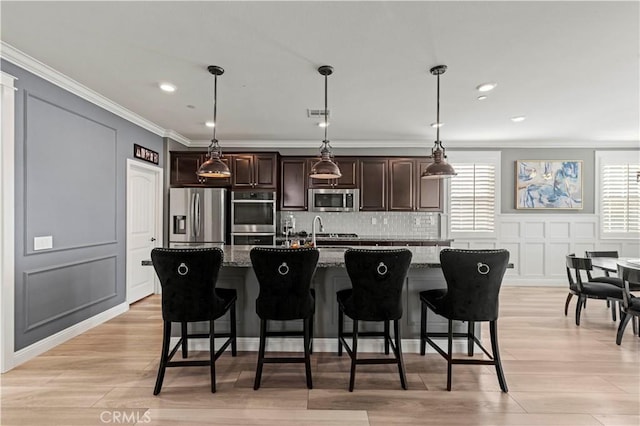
[275,234,453,244]
[221,245,443,268]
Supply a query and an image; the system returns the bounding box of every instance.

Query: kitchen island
[170,245,471,353]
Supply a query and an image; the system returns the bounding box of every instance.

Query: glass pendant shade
[197,65,230,179]
[421,65,456,179]
[309,65,341,179]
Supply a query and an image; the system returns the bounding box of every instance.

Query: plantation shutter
[601,164,640,233]
[450,164,496,232]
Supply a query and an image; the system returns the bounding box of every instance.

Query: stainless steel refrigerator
[169,188,228,248]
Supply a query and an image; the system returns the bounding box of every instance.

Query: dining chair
[150,248,237,394]
[615,264,640,345]
[250,247,319,390]
[420,249,510,392]
[338,248,412,391]
[565,254,624,327]
[584,251,622,320]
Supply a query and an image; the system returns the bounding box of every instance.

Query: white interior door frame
[1,72,18,373]
[126,159,163,302]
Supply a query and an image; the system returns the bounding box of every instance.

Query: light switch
[383,217,388,225]
[371,217,377,225]
[34,235,53,251]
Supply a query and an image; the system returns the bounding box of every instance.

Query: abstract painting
[516,160,583,209]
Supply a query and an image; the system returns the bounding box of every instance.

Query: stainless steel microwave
[309,188,359,212]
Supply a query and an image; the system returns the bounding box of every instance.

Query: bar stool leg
[394,319,407,390]
[349,319,359,392]
[384,321,390,355]
[304,317,313,389]
[446,319,453,391]
[209,319,216,393]
[230,303,237,356]
[338,307,344,356]
[254,319,267,390]
[153,321,172,395]
[490,320,508,392]
[420,302,427,356]
[467,321,475,356]
[181,322,188,358]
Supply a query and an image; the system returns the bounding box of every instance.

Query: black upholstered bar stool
[420,249,509,392]
[338,248,412,392]
[250,247,319,390]
[150,247,237,395]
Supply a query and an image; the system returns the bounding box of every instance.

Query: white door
[126,159,163,304]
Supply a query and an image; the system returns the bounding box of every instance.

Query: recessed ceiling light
[318,122,330,128]
[476,82,497,92]
[430,122,444,128]
[477,95,488,101]
[159,82,176,92]
[205,121,215,128]
[511,116,526,122]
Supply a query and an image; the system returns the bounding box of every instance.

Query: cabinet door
[388,159,415,211]
[231,155,254,188]
[170,152,204,186]
[359,159,387,211]
[280,158,308,210]
[417,160,443,211]
[253,154,277,189]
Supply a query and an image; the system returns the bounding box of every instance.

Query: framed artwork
[516,160,583,209]
[134,143,159,165]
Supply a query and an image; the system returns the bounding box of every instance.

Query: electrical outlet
[414,217,420,226]
[371,217,377,225]
[383,217,388,225]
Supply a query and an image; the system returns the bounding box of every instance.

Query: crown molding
[1,42,192,144]
[189,138,640,150]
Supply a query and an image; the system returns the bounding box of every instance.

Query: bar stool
[150,248,237,394]
[420,249,510,392]
[337,248,412,392]
[250,247,319,390]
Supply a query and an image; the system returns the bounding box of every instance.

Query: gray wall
[3,60,164,350]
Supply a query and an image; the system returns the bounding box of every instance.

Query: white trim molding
[1,71,17,373]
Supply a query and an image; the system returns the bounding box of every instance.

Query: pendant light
[309,65,342,179]
[197,65,231,179]
[421,65,457,179]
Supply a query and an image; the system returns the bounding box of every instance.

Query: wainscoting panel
[456,214,639,286]
[23,255,117,331]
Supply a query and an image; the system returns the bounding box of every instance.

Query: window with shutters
[449,152,500,237]
[597,151,640,239]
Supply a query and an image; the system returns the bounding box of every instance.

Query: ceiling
[1,1,638,147]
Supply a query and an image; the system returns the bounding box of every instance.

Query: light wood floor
[1,287,639,425]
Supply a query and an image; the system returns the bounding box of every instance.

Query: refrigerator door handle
[190,192,196,238]
[195,192,201,238]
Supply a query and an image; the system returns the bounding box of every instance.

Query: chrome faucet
[312,215,324,247]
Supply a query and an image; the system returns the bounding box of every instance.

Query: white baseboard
[170,336,469,354]
[5,302,129,372]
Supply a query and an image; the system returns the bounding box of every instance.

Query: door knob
[150,237,156,242]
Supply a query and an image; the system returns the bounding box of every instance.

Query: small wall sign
[134,144,159,165]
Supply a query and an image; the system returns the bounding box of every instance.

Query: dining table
[590,257,640,274]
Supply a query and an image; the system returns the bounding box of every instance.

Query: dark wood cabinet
[231,153,277,190]
[308,157,358,189]
[170,151,231,187]
[416,160,443,211]
[388,158,415,211]
[279,158,307,210]
[359,159,388,211]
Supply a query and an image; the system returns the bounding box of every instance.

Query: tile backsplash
[278,211,441,238]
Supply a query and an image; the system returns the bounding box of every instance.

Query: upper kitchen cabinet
[388,158,415,211]
[416,159,443,211]
[231,153,278,190]
[279,157,307,210]
[308,157,358,189]
[359,158,388,211]
[170,151,231,187]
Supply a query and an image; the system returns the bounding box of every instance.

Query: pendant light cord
[436,71,440,144]
[212,73,218,143]
[324,72,328,142]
